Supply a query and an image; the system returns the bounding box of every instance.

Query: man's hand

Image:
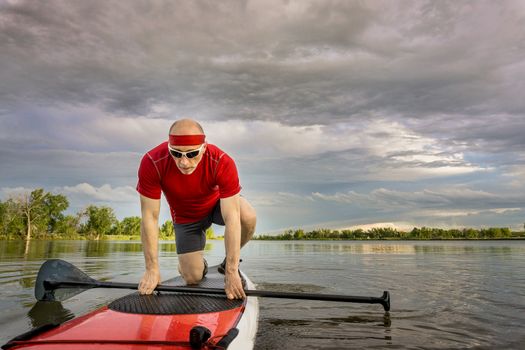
[224,271,246,299]
[138,269,161,295]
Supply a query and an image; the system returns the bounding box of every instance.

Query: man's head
[168,118,207,175]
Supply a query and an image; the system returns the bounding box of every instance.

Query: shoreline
[1,237,524,242]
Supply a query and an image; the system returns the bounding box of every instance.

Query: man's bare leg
[180,198,255,280]
[240,197,256,247]
[178,250,206,285]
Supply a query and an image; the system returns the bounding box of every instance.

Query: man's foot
[217,257,242,274]
[218,258,226,274]
[218,258,247,289]
[202,258,208,278]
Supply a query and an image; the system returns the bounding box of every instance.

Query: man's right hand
[138,269,161,295]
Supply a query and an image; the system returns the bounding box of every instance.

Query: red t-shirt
[136,142,241,224]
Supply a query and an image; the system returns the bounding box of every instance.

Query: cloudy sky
[1,0,524,234]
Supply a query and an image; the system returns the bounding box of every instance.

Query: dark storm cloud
[411,114,525,155]
[2,0,523,125]
[0,148,141,188]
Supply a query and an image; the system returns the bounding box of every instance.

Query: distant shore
[252,227,525,240]
[2,227,524,241]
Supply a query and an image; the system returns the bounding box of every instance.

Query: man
[136,118,256,299]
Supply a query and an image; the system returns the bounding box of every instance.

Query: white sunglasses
[167,143,205,159]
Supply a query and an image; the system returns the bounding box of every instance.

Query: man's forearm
[224,219,241,273]
[141,218,159,271]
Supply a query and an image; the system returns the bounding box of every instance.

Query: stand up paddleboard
[3,262,259,350]
[3,259,390,349]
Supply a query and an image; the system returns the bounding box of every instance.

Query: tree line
[0,188,185,240]
[255,226,522,240]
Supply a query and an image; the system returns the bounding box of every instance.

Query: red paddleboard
[3,264,259,350]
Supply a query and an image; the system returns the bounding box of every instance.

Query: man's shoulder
[144,142,170,163]
[206,144,232,163]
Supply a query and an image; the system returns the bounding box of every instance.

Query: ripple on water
[1,240,525,349]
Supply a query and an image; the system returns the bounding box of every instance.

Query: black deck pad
[108,264,244,315]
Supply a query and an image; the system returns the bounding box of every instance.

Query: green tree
[80,205,117,240]
[463,228,478,239]
[282,229,293,240]
[109,221,123,236]
[4,189,69,240]
[44,193,69,235]
[11,189,49,241]
[205,227,215,239]
[54,215,81,238]
[120,216,142,236]
[1,199,25,239]
[501,227,512,238]
[0,201,7,238]
[293,229,305,240]
[354,229,366,239]
[160,220,174,239]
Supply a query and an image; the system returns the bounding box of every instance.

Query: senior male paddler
[136,118,256,299]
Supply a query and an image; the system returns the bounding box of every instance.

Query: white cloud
[339,222,415,232]
[312,186,525,211]
[312,191,365,204]
[59,183,137,203]
[413,208,522,218]
[57,183,150,220]
[503,165,525,188]
[248,191,315,208]
[0,186,36,199]
[207,119,484,182]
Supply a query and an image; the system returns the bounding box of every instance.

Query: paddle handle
[45,281,391,311]
[246,289,390,311]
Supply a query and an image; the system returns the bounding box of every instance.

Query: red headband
[169,134,206,146]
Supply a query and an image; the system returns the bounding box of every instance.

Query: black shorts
[173,201,224,254]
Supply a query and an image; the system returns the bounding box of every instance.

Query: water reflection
[0,240,215,262]
[281,242,417,254]
[257,306,393,349]
[279,241,521,255]
[257,282,325,294]
[268,313,392,327]
[27,301,75,328]
[413,244,513,254]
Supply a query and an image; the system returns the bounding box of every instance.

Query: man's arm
[220,193,246,299]
[138,194,161,295]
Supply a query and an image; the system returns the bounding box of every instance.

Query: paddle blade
[35,259,97,301]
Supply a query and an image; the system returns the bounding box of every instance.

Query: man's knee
[178,252,205,285]
[240,206,256,247]
[179,263,205,284]
[181,270,203,285]
[242,212,256,241]
[242,210,256,228]
[240,199,257,232]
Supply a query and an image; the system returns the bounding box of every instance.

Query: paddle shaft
[44,280,390,311]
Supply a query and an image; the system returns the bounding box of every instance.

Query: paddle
[35,259,391,311]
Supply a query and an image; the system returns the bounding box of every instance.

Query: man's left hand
[224,271,246,299]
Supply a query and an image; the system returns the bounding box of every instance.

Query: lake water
[0,239,524,349]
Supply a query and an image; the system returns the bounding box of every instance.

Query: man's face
[168,143,206,175]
